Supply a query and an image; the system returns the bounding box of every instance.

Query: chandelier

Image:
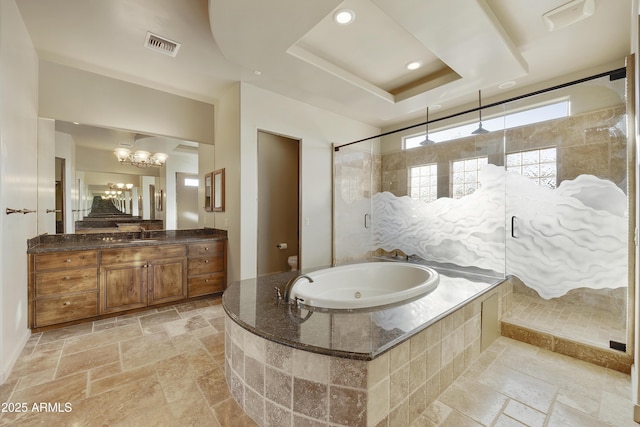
[114,148,168,168]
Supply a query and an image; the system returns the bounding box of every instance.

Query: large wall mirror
[44,120,202,234]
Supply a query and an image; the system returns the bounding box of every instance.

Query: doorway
[54,157,65,233]
[257,131,300,275]
[176,172,199,229]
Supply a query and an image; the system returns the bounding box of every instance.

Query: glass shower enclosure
[333,66,633,354]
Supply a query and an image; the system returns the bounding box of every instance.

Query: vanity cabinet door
[148,257,187,305]
[100,261,148,314]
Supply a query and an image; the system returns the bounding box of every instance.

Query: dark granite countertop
[222,259,503,360]
[27,228,227,253]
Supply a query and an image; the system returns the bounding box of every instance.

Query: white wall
[37,118,56,234]
[0,0,39,383]
[632,0,640,420]
[239,83,379,279]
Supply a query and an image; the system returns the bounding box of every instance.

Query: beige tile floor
[0,296,634,426]
[507,292,626,349]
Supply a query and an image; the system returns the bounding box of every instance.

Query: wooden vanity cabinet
[30,250,99,327]
[29,238,226,330]
[187,241,226,297]
[100,245,187,314]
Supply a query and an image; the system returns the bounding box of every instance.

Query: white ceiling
[16,0,632,128]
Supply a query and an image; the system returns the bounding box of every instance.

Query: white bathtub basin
[290,262,439,310]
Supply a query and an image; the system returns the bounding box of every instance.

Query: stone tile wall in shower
[382,105,627,196]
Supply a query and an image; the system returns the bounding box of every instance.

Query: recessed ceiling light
[334,9,355,25]
[406,61,422,71]
[72,122,80,125]
[499,81,516,89]
[254,70,262,76]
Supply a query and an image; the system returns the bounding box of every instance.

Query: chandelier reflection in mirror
[103,182,134,199]
[114,148,168,168]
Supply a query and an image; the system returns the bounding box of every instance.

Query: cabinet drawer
[188,241,224,257]
[35,269,97,297]
[188,256,224,275]
[188,273,225,297]
[34,250,97,271]
[35,292,98,327]
[101,245,186,264]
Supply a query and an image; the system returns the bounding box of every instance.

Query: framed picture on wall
[212,168,225,212]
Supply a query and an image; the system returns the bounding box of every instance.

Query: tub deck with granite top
[222,260,513,426]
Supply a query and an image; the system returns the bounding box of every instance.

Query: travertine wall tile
[264,366,291,409]
[265,340,293,373]
[330,357,367,388]
[329,385,367,427]
[293,378,327,421]
[292,349,329,383]
[389,340,410,368]
[244,356,265,395]
[367,377,390,427]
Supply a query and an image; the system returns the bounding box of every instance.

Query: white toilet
[287,255,298,271]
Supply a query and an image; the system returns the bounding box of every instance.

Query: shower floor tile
[506,291,626,349]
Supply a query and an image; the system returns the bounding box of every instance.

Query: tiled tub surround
[222,262,512,426]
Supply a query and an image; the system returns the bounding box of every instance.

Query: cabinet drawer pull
[205,279,210,282]
[63,301,71,306]
[204,260,209,263]
[65,276,71,280]
[65,259,72,263]
[204,247,209,251]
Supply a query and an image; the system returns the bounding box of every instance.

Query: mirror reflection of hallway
[176,172,199,229]
[257,131,300,275]
[55,157,65,233]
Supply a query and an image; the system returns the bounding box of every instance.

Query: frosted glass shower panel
[504,76,629,299]
[333,140,381,264]
[375,107,507,276]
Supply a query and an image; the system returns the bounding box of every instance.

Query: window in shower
[506,147,557,188]
[451,156,488,198]
[408,163,438,202]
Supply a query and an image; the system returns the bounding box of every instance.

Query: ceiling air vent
[144,32,181,57]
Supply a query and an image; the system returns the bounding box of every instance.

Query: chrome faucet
[283,274,314,304]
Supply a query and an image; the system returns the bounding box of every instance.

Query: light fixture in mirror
[108,182,134,190]
[114,147,168,167]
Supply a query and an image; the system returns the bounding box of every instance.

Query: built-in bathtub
[291,262,439,310]
[222,260,513,426]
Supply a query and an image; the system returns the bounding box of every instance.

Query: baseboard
[0,329,31,385]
